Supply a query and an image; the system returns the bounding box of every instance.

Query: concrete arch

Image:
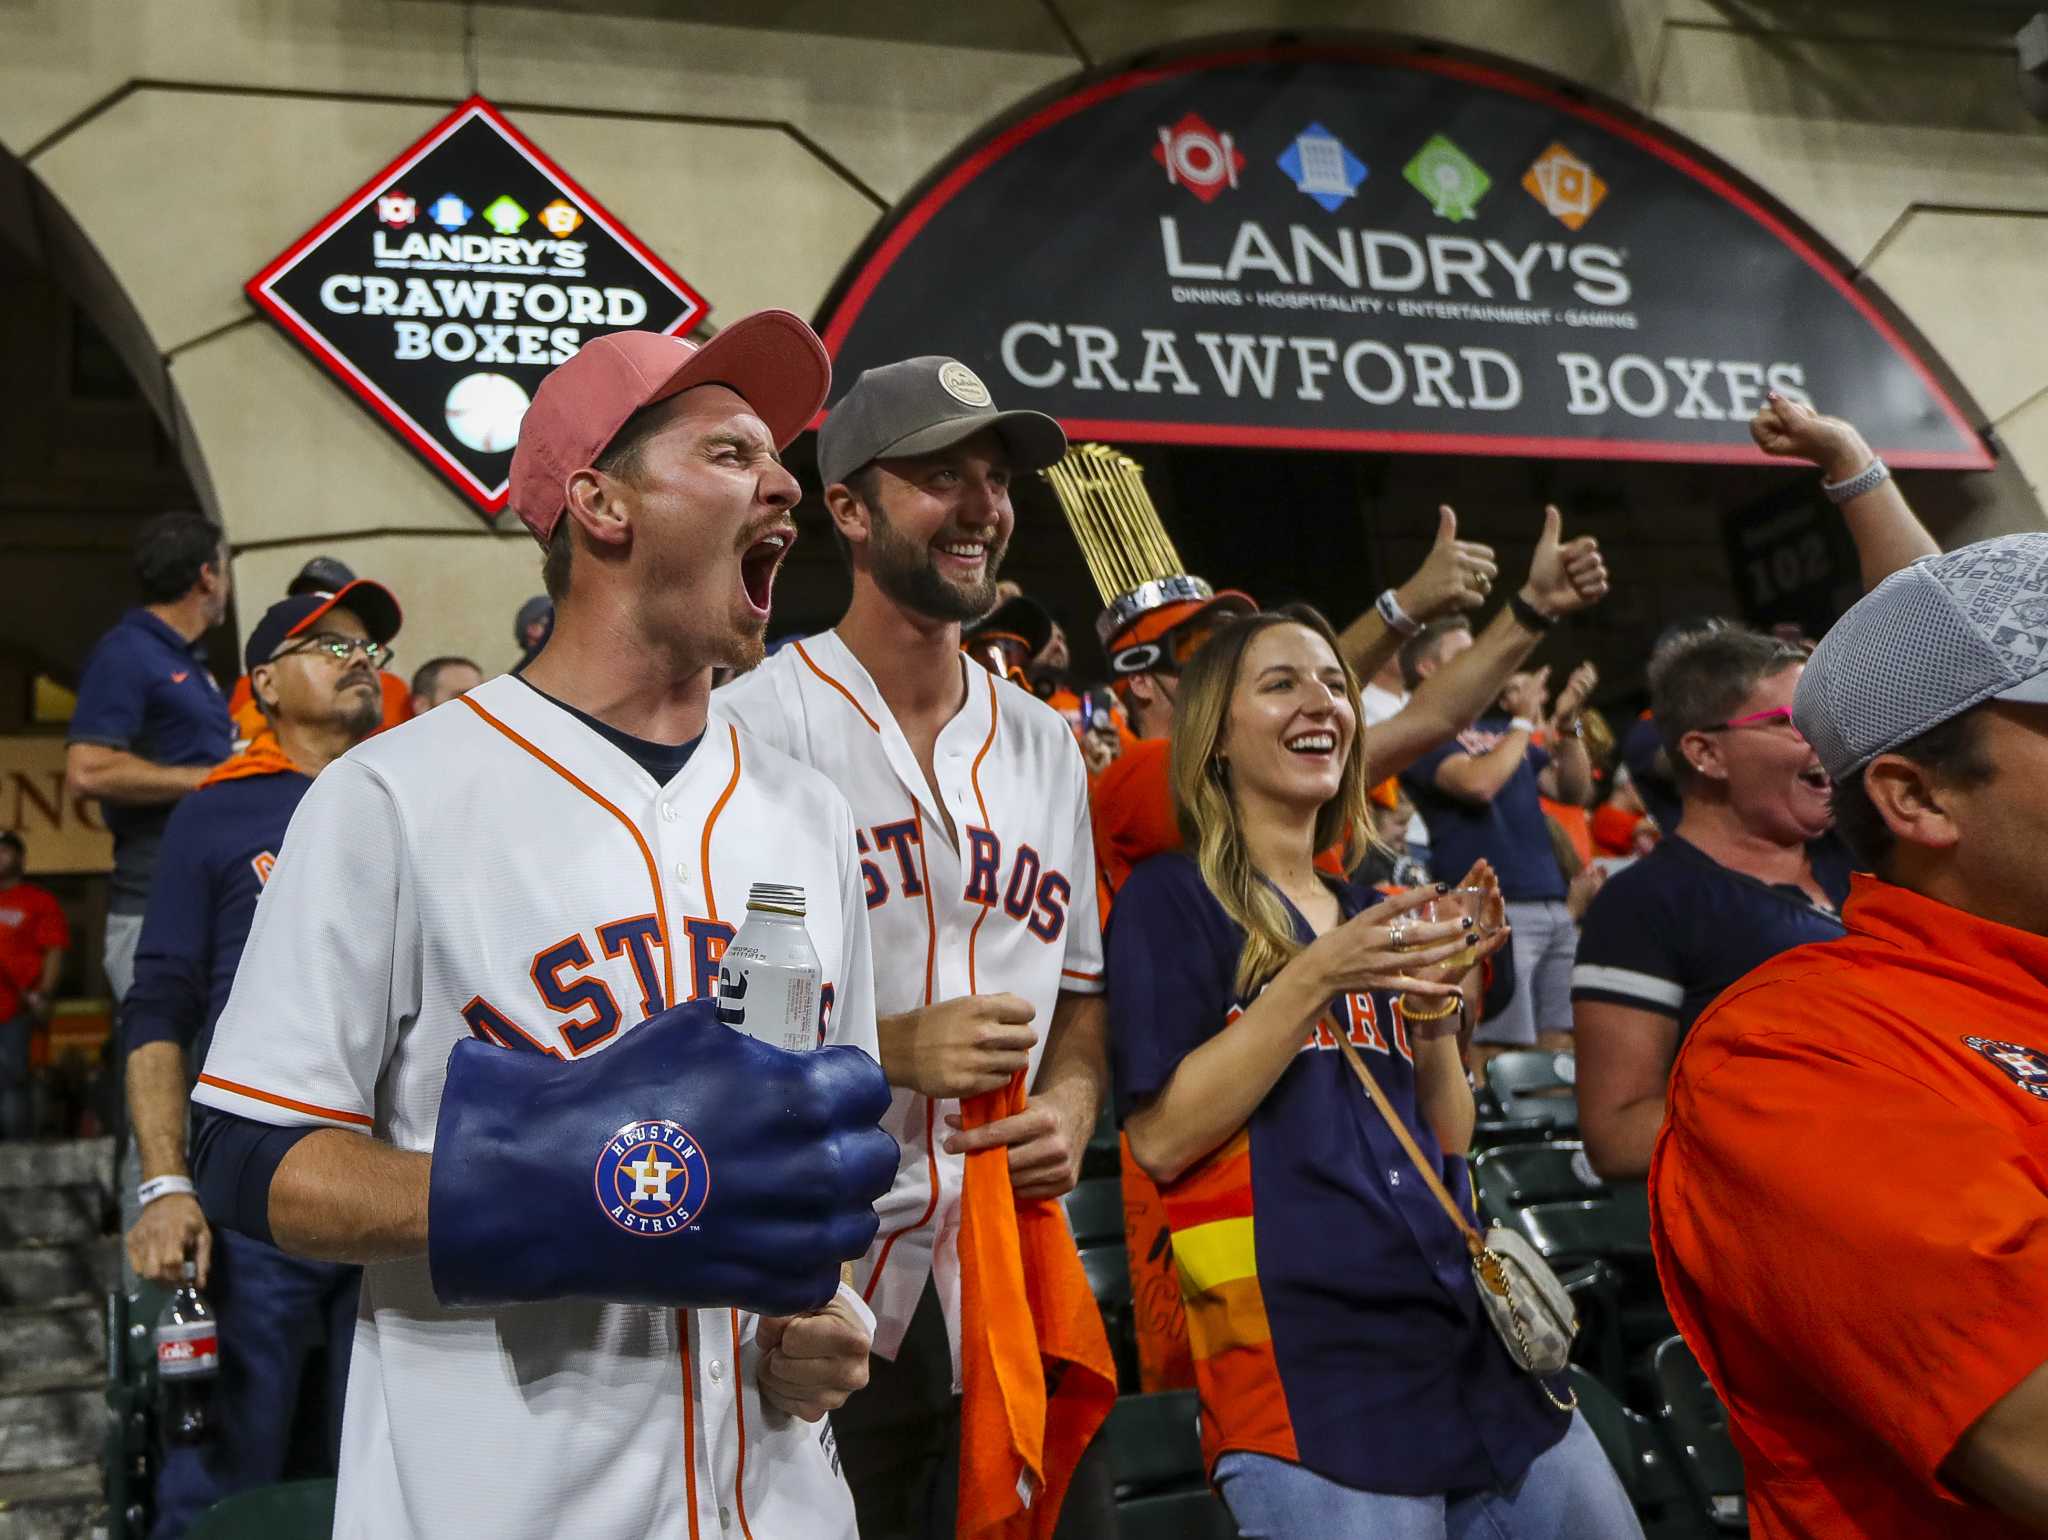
[4,0,2045,680]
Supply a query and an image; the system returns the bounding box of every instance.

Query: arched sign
[818,40,1990,469]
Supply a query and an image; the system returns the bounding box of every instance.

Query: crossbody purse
[1329,1022,1578,1409]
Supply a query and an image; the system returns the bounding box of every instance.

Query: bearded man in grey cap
[714,357,1117,1540]
[1651,532,2048,1539]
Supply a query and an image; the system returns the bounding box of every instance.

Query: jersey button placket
[661,802,678,824]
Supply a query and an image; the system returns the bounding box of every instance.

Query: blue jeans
[0,1009,30,1139]
[150,1230,361,1539]
[1215,1413,1643,1539]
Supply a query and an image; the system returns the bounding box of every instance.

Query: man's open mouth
[740,528,795,616]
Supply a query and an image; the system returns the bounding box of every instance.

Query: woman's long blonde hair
[1168,604,1377,999]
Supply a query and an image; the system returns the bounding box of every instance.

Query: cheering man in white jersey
[189,315,897,1540]
[715,357,1117,1538]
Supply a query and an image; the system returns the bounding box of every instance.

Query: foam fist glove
[429,996,895,1318]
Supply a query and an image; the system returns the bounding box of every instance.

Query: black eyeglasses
[276,633,394,669]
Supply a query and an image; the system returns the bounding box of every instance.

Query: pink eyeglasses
[1702,706,1806,741]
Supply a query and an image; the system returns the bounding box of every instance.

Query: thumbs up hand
[1519,504,1610,620]
[1391,504,1500,623]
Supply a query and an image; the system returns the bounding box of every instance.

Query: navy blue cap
[288,556,357,597]
[245,579,402,672]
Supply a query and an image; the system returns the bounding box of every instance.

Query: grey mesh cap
[1795,533,2048,781]
[816,356,1067,488]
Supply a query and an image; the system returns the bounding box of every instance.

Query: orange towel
[956,1076,1117,1539]
[198,732,302,787]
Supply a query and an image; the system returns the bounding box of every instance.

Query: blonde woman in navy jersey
[1108,604,1641,1539]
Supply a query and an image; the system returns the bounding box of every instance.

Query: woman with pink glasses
[1571,395,1938,1181]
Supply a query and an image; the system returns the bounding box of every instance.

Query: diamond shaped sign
[246,97,708,520]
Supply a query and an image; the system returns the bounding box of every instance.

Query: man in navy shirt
[122,581,399,1539]
[66,512,235,1004]
[1400,623,1597,1054]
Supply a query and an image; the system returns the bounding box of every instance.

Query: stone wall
[2,0,2041,675]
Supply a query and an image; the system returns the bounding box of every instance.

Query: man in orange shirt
[1653,531,2048,1538]
[0,831,68,1140]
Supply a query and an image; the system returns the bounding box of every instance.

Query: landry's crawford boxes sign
[249,97,708,518]
[818,41,1989,469]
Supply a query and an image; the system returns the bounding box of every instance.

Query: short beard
[868,502,1004,624]
[336,685,384,740]
[719,625,767,675]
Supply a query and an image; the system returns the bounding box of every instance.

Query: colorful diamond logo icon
[1277,123,1367,212]
[1403,135,1491,222]
[1522,142,1608,230]
[376,190,417,228]
[482,195,528,235]
[427,193,473,231]
[538,198,584,238]
[1152,112,1245,204]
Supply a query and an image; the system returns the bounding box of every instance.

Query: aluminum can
[717,883,822,1052]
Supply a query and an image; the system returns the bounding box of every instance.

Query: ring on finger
[1389,920,1410,951]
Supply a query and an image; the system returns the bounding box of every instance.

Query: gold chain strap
[1328,1016,1577,1413]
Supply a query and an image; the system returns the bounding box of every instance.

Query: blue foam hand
[428,995,895,1316]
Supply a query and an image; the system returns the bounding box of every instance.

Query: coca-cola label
[156,1321,219,1377]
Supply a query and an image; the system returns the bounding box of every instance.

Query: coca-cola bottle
[154,1260,218,1445]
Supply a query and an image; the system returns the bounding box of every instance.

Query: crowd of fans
[2,340,2020,1539]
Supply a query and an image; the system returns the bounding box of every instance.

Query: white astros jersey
[712,631,1105,1373]
[191,674,877,1540]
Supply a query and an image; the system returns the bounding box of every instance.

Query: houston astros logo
[593,1118,711,1236]
[1964,1036,2048,1100]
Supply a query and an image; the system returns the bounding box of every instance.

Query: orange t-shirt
[1087,737,1178,909]
[1652,875,2048,1540]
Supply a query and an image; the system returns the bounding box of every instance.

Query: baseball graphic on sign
[444,372,530,454]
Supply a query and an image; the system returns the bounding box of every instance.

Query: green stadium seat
[1064,1177,1126,1249]
[1652,1336,1748,1532]
[1084,1098,1122,1181]
[1568,1367,1711,1538]
[1470,1113,1555,1151]
[1105,1388,1204,1498]
[1485,1050,1580,1132]
[185,1478,338,1540]
[1078,1242,1140,1392]
[1509,1183,1653,1265]
[1116,1488,1241,1540]
[1471,1139,1609,1227]
[104,1282,172,1540]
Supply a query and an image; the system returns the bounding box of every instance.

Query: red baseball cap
[507,311,831,545]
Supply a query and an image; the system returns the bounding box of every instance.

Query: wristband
[138,1175,196,1208]
[1508,716,1538,735]
[1375,587,1422,638]
[1821,457,1888,505]
[1508,590,1556,631]
[1400,994,1462,1022]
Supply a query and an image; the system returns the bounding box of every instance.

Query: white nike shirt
[713,632,1105,1378]
[194,675,876,1540]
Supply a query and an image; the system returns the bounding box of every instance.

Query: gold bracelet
[1400,993,1461,1022]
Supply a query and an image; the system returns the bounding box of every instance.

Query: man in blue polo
[66,512,236,1004]
[123,579,400,1538]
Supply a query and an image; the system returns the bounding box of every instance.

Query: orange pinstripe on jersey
[729,1310,756,1540]
[699,726,743,927]
[965,670,1000,993]
[191,1073,374,1129]
[459,694,676,1007]
[792,640,882,733]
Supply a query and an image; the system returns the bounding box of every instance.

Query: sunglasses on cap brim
[1110,615,1235,677]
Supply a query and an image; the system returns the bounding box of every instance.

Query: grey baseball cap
[1795,533,2048,781]
[816,356,1067,489]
